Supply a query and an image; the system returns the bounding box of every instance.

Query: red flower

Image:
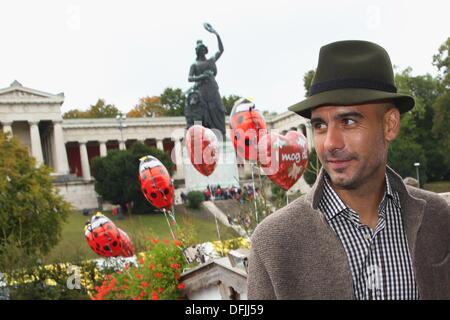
[141,281,149,288]
[178,283,185,290]
[138,257,145,265]
[154,272,162,278]
[136,274,143,280]
[174,273,180,280]
[170,263,180,269]
[151,292,159,300]
[151,239,159,244]
[148,263,156,270]
[164,239,170,245]
[158,287,164,294]
[173,239,183,247]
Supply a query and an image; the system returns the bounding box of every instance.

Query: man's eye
[313,123,326,130]
[343,119,356,125]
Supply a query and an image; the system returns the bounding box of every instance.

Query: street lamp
[414,162,420,187]
[116,113,127,150]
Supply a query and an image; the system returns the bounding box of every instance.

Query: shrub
[0,132,71,271]
[92,238,187,300]
[3,260,103,300]
[186,191,205,209]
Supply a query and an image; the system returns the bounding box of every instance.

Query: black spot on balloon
[164,188,169,195]
[151,192,157,198]
[93,232,98,237]
[112,241,118,247]
[104,245,110,251]
[245,138,250,146]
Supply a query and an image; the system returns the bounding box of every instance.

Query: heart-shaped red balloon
[258,131,308,190]
[186,125,219,177]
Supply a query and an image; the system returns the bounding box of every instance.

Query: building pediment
[0,80,64,104]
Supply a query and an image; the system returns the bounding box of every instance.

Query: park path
[201,201,248,238]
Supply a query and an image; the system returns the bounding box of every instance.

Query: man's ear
[384,107,401,142]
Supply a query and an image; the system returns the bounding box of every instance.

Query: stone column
[79,141,91,181]
[156,139,164,151]
[119,140,126,150]
[2,121,13,136]
[52,120,70,174]
[305,121,314,151]
[29,121,44,165]
[99,141,108,157]
[173,138,184,177]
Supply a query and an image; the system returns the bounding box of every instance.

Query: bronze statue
[186,23,226,138]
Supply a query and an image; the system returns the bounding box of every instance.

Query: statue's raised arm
[204,23,224,62]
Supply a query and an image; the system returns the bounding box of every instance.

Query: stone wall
[54,180,100,210]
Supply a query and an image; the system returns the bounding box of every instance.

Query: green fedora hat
[288,40,415,118]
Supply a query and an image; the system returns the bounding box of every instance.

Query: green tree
[160,87,185,116]
[62,109,88,119]
[63,99,119,119]
[391,67,449,182]
[432,37,450,153]
[303,70,315,96]
[303,148,321,186]
[88,99,120,118]
[0,133,71,271]
[222,94,241,115]
[127,96,166,118]
[91,142,174,214]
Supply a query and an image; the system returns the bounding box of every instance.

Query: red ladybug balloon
[139,155,174,210]
[229,98,267,162]
[118,228,135,257]
[84,213,134,257]
[186,125,219,177]
[258,130,308,191]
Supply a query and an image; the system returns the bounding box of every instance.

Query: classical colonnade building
[0,81,312,209]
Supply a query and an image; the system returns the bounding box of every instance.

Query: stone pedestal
[183,139,240,191]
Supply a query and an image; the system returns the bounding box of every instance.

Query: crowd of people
[180,184,261,204]
[201,184,260,203]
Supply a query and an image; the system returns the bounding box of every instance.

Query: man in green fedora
[248,40,449,300]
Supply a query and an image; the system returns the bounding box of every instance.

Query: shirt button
[375,289,382,299]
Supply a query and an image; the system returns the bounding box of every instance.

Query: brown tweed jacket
[247,167,450,299]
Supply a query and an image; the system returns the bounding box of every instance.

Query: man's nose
[324,124,345,153]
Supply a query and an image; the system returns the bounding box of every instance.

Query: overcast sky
[0,0,448,114]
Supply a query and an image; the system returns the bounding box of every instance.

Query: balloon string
[163,208,176,241]
[208,176,223,255]
[250,161,259,225]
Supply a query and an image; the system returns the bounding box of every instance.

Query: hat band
[310,78,397,96]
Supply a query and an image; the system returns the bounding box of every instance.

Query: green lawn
[43,205,239,264]
[424,180,450,193]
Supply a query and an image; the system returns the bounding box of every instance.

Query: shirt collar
[320,172,401,221]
